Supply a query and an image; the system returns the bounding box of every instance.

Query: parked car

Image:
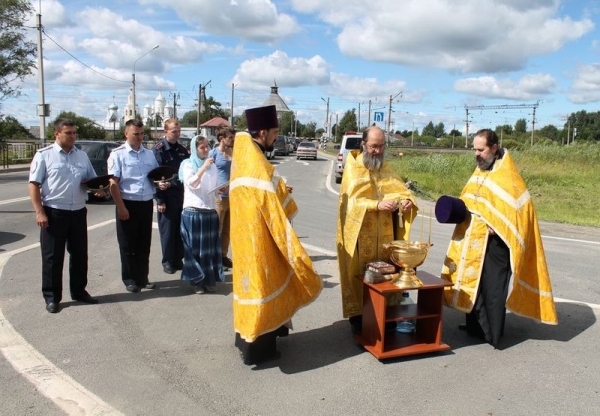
[75,140,120,200]
[296,141,317,160]
[75,140,120,177]
[274,135,289,156]
[286,136,296,153]
[264,148,275,160]
[335,132,363,184]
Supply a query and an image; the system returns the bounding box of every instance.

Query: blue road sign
[374,112,384,122]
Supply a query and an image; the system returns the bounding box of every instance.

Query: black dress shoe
[163,265,176,274]
[46,302,60,313]
[72,294,99,304]
[222,256,233,269]
[126,284,140,293]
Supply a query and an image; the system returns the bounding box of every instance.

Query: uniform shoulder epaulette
[153,139,165,150]
[113,144,127,151]
[38,145,53,153]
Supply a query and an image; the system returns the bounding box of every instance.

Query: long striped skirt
[180,207,224,287]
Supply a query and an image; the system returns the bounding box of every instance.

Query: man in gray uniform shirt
[29,118,100,314]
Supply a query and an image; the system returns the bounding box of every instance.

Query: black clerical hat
[245,105,278,132]
[435,195,467,224]
[148,166,177,183]
[81,174,113,191]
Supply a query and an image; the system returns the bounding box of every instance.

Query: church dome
[155,91,166,104]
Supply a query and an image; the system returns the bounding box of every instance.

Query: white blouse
[182,162,218,210]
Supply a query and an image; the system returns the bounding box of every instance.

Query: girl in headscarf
[179,135,224,293]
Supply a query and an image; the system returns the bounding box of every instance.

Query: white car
[296,141,317,160]
[264,148,275,160]
[335,132,363,183]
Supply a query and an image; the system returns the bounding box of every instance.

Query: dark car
[75,140,120,176]
[274,135,289,156]
[75,140,120,200]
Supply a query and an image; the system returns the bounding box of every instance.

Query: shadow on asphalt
[0,231,26,252]
[440,300,596,351]
[57,279,235,309]
[265,320,364,374]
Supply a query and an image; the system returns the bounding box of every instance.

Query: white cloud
[31,0,71,27]
[291,0,594,74]
[326,73,406,102]
[454,74,556,100]
[75,8,225,70]
[569,63,600,104]
[139,0,301,43]
[230,51,330,90]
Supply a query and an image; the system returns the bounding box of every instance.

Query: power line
[464,101,540,146]
[42,29,129,83]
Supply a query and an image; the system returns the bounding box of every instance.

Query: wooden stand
[354,271,452,360]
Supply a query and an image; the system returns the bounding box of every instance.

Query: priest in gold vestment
[440,129,557,347]
[230,105,323,365]
[336,126,417,334]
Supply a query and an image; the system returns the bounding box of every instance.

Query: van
[335,132,363,183]
[274,135,289,156]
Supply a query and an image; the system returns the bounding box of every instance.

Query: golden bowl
[383,241,430,288]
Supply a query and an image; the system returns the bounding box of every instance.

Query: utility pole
[230,83,235,126]
[172,92,180,119]
[531,105,536,146]
[465,108,470,148]
[386,92,402,145]
[452,124,456,148]
[36,9,47,145]
[321,97,329,138]
[197,80,211,135]
[196,85,201,135]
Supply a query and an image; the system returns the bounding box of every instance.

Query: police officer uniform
[29,142,98,308]
[152,137,189,273]
[108,142,158,290]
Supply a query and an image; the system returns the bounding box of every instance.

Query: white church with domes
[102,88,174,132]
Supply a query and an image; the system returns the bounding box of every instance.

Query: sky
[3,0,600,136]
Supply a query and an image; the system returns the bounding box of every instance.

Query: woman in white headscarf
[179,135,224,293]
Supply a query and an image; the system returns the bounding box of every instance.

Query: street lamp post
[132,44,159,120]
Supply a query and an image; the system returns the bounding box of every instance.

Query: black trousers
[466,233,512,346]
[116,199,153,287]
[157,189,184,268]
[40,206,88,303]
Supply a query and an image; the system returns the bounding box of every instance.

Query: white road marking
[0,196,31,206]
[542,235,600,245]
[0,309,124,415]
[0,219,122,415]
[325,160,339,196]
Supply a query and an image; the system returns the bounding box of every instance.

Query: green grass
[386,143,600,227]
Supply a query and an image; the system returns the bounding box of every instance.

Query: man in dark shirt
[152,118,189,274]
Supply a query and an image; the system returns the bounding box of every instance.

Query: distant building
[102,98,122,134]
[262,81,291,120]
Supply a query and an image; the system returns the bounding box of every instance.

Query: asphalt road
[1,153,599,415]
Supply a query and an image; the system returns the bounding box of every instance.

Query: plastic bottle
[396,291,416,333]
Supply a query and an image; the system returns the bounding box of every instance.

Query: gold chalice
[383,240,431,288]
